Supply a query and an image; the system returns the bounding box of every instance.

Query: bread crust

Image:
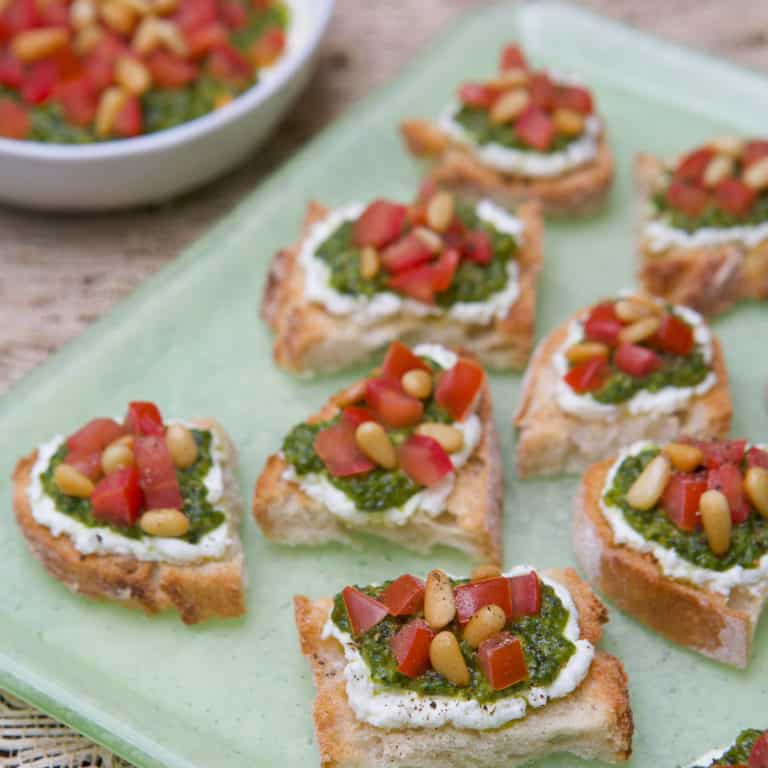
[294,568,633,768]
[573,458,767,668]
[13,418,246,625]
[635,153,768,316]
[261,200,543,374]
[253,379,504,564]
[400,119,614,217]
[514,306,732,477]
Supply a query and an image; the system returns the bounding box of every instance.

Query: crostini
[636,138,768,315]
[294,565,633,768]
[514,293,732,477]
[13,401,245,624]
[400,42,613,216]
[253,341,503,563]
[262,185,542,374]
[686,728,768,767]
[574,438,768,667]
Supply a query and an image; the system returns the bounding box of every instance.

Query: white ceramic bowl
[0,0,335,210]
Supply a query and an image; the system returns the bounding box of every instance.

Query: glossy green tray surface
[1,3,767,766]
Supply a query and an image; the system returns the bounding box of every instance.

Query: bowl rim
[0,0,335,161]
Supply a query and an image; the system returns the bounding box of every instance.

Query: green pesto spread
[41,428,224,543]
[691,729,765,767]
[331,577,575,704]
[604,448,768,571]
[315,200,518,305]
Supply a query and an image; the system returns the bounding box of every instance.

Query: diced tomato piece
[147,50,198,88]
[478,632,528,690]
[380,233,433,274]
[380,341,430,380]
[66,418,125,454]
[248,26,285,68]
[388,263,435,304]
[54,77,97,127]
[380,574,425,616]
[662,473,707,531]
[65,450,103,482]
[742,141,768,168]
[353,199,408,249]
[528,72,555,111]
[614,343,663,378]
[556,84,593,114]
[458,82,494,109]
[38,0,68,26]
[749,732,768,768]
[515,105,555,150]
[666,180,709,217]
[0,52,23,88]
[431,248,460,293]
[207,43,250,83]
[747,446,768,469]
[91,466,143,526]
[20,60,58,104]
[340,405,378,429]
[365,377,423,428]
[709,463,751,524]
[398,434,453,488]
[654,313,694,356]
[342,586,388,637]
[51,45,82,82]
[454,577,513,624]
[220,0,248,29]
[564,357,609,394]
[435,358,484,421]
[314,421,374,478]
[462,230,493,265]
[113,93,141,137]
[124,402,165,436]
[584,302,623,345]
[82,32,125,91]
[499,43,527,71]
[174,0,217,33]
[691,439,748,469]
[4,0,40,33]
[391,618,433,677]
[185,23,229,57]
[675,147,715,184]
[133,435,183,510]
[508,572,542,619]
[0,98,29,138]
[715,178,757,217]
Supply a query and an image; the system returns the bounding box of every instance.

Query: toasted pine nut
[470,563,502,582]
[703,153,734,188]
[424,569,456,630]
[100,0,136,35]
[615,298,656,323]
[139,508,190,538]
[662,442,704,472]
[74,24,102,54]
[565,342,609,365]
[144,17,186,56]
[416,422,464,454]
[553,107,584,136]
[622,294,663,314]
[116,55,151,95]
[101,442,134,475]
[426,191,455,232]
[165,424,198,469]
[618,316,661,345]
[743,157,768,191]
[54,464,94,498]
[332,379,367,407]
[626,455,671,511]
[95,87,128,137]
[70,0,95,29]
[12,27,69,62]
[463,604,507,648]
[121,0,151,14]
[355,422,397,469]
[413,226,443,253]
[489,88,529,125]
[485,67,528,90]
[709,136,744,156]
[359,246,380,280]
[700,490,732,556]
[401,369,432,399]
[429,631,470,686]
[744,467,768,518]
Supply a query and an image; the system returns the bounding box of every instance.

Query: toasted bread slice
[294,568,633,768]
[400,119,614,217]
[13,418,246,625]
[262,200,543,374]
[514,310,732,478]
[574,458,767,668]
[253,375,503,564]
[635,153,768,316]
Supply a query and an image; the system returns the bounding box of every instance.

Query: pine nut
[401,369,432,399]
[626,455,671,511]
[426,191,455,232]
[703,153,734,188]
[416,422,464,453]
[359,246,380,280]
[115,434,134,448]
[12,27,69,62]
[615,298,656,323]
[489,88,529,125]
[662,442,704,472]
[54,464,94,498]
[744,467,768,518]
[709,136,744,156]
[470,564,502,582]
[354,422,396,469]
[165,424,198,469]
[429,631,470,686]
[137,17,186,56]
[743,157,768,191]
[115,55,151,95]
[100,0,136,35]
[74,24,102,54]
[332,379,367,407]
[95,87,128,137]
[101,442,134,474]
[565,342,609,365]
[424,569,456,630]
[463,604,507,648]
[623,294,663,314]
[70,0,96,29]
[553,107,584,136]
[618,316,661,345]
[699,489,732,556]
[121,0,151,14]
[485,67,528,90]
[413,226,443,253]
[139,508,190,538]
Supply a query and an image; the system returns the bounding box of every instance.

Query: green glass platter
[1,3,766,766]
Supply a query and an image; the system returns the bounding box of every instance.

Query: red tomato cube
[342,586,388,637]
[353,199,408,249]
[666,180,709,217]
[134,435,183,510]
[248,26,285,68]
[66,418,125,455]
[747,446,768,469]
[365,377,423,428]
[556,84,593,114]
[174,0,217,32]
[435,358,485,421]
[314,421,374,478]
[743,141,768,168]
[20,60,58,105]
[391,618,434,678]
[430,248,460,293]
[398,434,453,488]
[185,23,229,57]
[55,77,98,128]
[653,313,694,356]
[708,463,751,524]
[715,178,757,217]
[124,402,165,436]
[614,343,663,378]
[563,357,609,394]
[508,572,542,619]
[515,105,555,150]
[207,43,251,84]
[147,50,198,88]
[0,53,23,88]
[454,577,513,624]
[675,147,715,184]
[461,230,493,264]
[220,1,247,29]
[380,233,433,274]
[379,574,426,616]
[114,94,142,138]
[91,466,143,526]
[691,439,747,469]
[584,302,623,345]
[380,341,430,380]
[500,43,527,71]
[749,731,768,768]
[528,73,555,110]
[387,263,436,303]
[340,405,378,429]
[458,82,494,108]
[65,450,103,482]
[662,473,706,531]
[4,0,40,32]
[478,632,528,690]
